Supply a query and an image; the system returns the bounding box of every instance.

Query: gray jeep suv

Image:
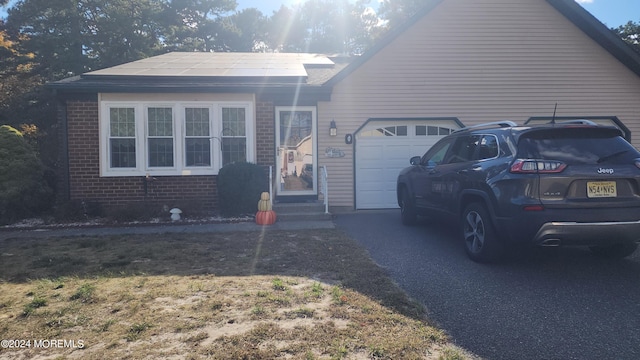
[396,120,640,262]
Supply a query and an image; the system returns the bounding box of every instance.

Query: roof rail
[453,121,517,133]
[554,119,598,126]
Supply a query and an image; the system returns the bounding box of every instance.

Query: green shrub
[0,125,54,224]
[217,162,267,217]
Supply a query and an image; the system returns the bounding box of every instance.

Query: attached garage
[354,119,462,209]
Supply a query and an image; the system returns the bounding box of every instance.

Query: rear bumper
[532,220,640,247]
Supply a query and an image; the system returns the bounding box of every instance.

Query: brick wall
[64,100,218,213]
[255,100,275,166]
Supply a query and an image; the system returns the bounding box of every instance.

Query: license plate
[587,181,617,198]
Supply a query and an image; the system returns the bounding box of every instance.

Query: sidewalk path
[0,220,335,241]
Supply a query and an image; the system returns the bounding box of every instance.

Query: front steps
[272,201,332,222]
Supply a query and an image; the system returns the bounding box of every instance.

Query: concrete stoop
[272,201,332,222]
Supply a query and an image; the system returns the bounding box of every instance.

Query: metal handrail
[269,166,275,207]
[320,165,329,214]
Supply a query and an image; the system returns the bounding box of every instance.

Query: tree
[5,0,87,78]
[224,8,268,52]
[0,125,54,224]
[83,0,169,68]
[0,26,49,144]
[613,20,640,54]
[265,0,379,54]
[265,5,308,52]
[377,0,423,30]
[163,0,238,52]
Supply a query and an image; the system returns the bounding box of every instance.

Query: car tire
[589,242,638,259]
[400,188,417,226]
[462,203,504,263]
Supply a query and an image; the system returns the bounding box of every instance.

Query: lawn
[0,228,472,359]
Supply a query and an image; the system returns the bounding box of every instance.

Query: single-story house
[49,0,640,213]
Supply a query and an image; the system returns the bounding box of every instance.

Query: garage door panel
[355,120,459,209]
[357,144,384,159]
[357,190,398,208]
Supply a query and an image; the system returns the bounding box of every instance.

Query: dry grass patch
[0,229,472,359]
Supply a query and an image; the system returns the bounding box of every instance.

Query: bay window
[100,101,253,176]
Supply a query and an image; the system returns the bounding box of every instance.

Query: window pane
[222,138,246,166]
[110,139,136,168]
[110,108,135,137]
[416,125,426,136]
[148,138,174,167]
[185,108,210,136]
[223,107,246,136]
[397,126,407,136]
[186,138,211,166]
[148,108,173,136]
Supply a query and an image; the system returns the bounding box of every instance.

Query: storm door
[275,107,317,196]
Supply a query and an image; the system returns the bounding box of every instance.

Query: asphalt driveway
[334,210,640,360]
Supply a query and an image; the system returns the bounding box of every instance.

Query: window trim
[100,101,254,177]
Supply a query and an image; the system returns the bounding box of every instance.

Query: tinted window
[445,135,481,163]
[517,129,639,165]
[422,138,454,165]
[478,135,499,160]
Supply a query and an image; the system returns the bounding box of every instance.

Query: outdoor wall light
[330,120,337,137]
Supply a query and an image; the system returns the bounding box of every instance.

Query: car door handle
[458,166,481,174]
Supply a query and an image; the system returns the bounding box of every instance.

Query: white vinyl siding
[318,0,640,208]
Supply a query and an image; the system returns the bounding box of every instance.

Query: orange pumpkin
[255,210,277,225]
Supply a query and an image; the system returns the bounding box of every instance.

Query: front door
[275,107,317,197]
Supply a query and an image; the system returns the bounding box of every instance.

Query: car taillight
[510,159,567,173]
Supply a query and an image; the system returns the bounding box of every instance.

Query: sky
[573,0,639,28]
[0,0,638,29]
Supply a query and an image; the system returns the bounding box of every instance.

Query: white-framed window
[108,107,137,169]
[184,107,212,167]
[146,106,175,168]
[221,107,247,166]
[100,101,254,177]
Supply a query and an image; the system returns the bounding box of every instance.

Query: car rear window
[516,128,640,165]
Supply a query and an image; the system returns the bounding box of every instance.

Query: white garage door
[355,120,460,209]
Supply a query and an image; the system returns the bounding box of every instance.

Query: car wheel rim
[464,211,485,253]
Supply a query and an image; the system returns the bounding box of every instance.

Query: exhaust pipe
[541,239,561,247]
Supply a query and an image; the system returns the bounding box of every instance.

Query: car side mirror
[410,156,421,165]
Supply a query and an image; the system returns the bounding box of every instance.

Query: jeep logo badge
[597,168,614,174]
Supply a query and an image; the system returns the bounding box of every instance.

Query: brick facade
[255,100,276,167]
[60,98,277,214]
[64,100,216,212]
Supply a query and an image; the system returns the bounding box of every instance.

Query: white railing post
[269,166,273,207]
[321,166,329,214]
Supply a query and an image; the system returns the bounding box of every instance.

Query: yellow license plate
[587,181,617,198]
